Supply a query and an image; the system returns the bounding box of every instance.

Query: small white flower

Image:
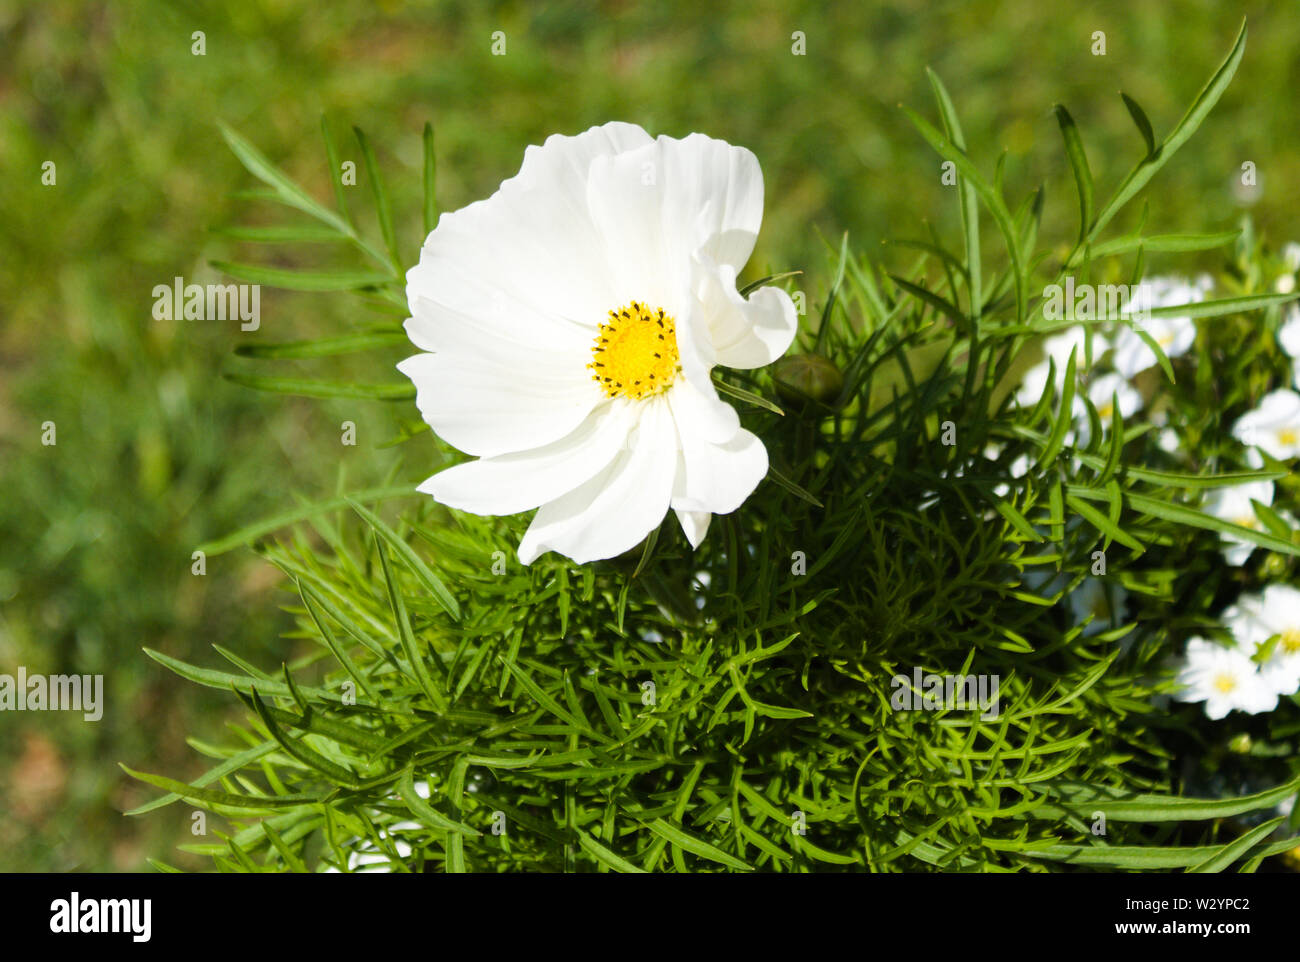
[1280,306,1300,356]
[1201,480,1275,566]
[1278,305,1300,389]
[1068,579,1128,637]
[1016,325,1108,407]
[1073,373,1143,447]
[1088,373,1143,421]
[1225,586,1300,696]
[1111,275,1211,378]
[1284,242,1300,273]
[1173,637,1278,720]
[398,123,798,564]
[1231,389,1300,460]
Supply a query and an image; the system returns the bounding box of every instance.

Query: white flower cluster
[1014,272,1300,719]
[1174,586,1300,719]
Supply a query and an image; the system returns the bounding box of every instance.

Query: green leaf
[766,464,824,508]
[1042,772,1300,822]
[374,538,449,711]
[1084,20,1247,245]
[1120,92,1156,157]
[902,106,1025,322]
[233,331,408,359]
[927,68,981,323]
[348,498,460,621]
[1035,345,1077,469]
[712,375,784,415]
[198,483,418,555]
[321,114,353,229]
[574,828,648,873]
[1088,230,1239,257]
[218,123,350,234]
[1189,818,1287,873]
[398,769,481,836]
[1143,291,1297,321]
[210,260,395,292]
[222,371,415,401]
[738,270,802,297]
[1052,104,1093,246]
[644,818,753,871]
[354,126,402,273]
[422,121,438,236]
[890,273,968,326]
[121,764,317,812]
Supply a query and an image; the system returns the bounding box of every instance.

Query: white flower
[1111,275,1211,378]
[1173,637,1278,720]
[1072,373,1143,448]
[1278,305,1300,389]
[1284,242,1300,273]
[1280,306,1300,356]
[1016,325,1108,407]
[1231,389,1300,460]
[1201,480,1275,566]
[1224,586,1300,696]
[397,123,798,564]
[1068,578,1128,637]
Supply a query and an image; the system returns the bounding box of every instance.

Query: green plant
[127,20,1300,872]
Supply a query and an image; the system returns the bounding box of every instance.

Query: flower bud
[773,354,844,405]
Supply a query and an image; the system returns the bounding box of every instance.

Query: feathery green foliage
[130,22,1300,872]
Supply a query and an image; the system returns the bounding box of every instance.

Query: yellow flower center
[1281,628,1300,655]
[1097,403,1114,421]
[1213,672,1238,694]
[1278,428,1298,446]
[1231,516,1260,530]
[588,301,680,400]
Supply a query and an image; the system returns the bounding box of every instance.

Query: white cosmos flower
[1172,637,1278,720]
[1015,325,1108,407]
[1224,586,1300,696]
[1200,479,1275,566]
[1111,275,1211,379]
[397,123,798,564]
[1231,389,1300,461]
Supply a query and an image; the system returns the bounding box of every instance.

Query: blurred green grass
[1,0,1298,871]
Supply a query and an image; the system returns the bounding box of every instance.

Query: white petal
[1278,306,1300,357]
[657,133,765,272]
[670,419,768,516]
[518,399,677,564]
[408,122,654,331]
[694,254,798,369]
[398,353,600,458]
[403,298,586,375]
[419,401,633,515]
[585,142,693,319]
[675,509,712,548]
[666,376,739,444]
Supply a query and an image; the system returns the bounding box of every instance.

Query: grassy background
[1,0,1297,871]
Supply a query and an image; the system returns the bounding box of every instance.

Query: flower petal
[693,254,798,369]
[675,508,712,548]
[658,133,765,273]
[666,376,739,444]
[408,121,654,332]
[397,352,600,458]
[670,416,768,516]
[518,398,677,564]
[419,401,633,515]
